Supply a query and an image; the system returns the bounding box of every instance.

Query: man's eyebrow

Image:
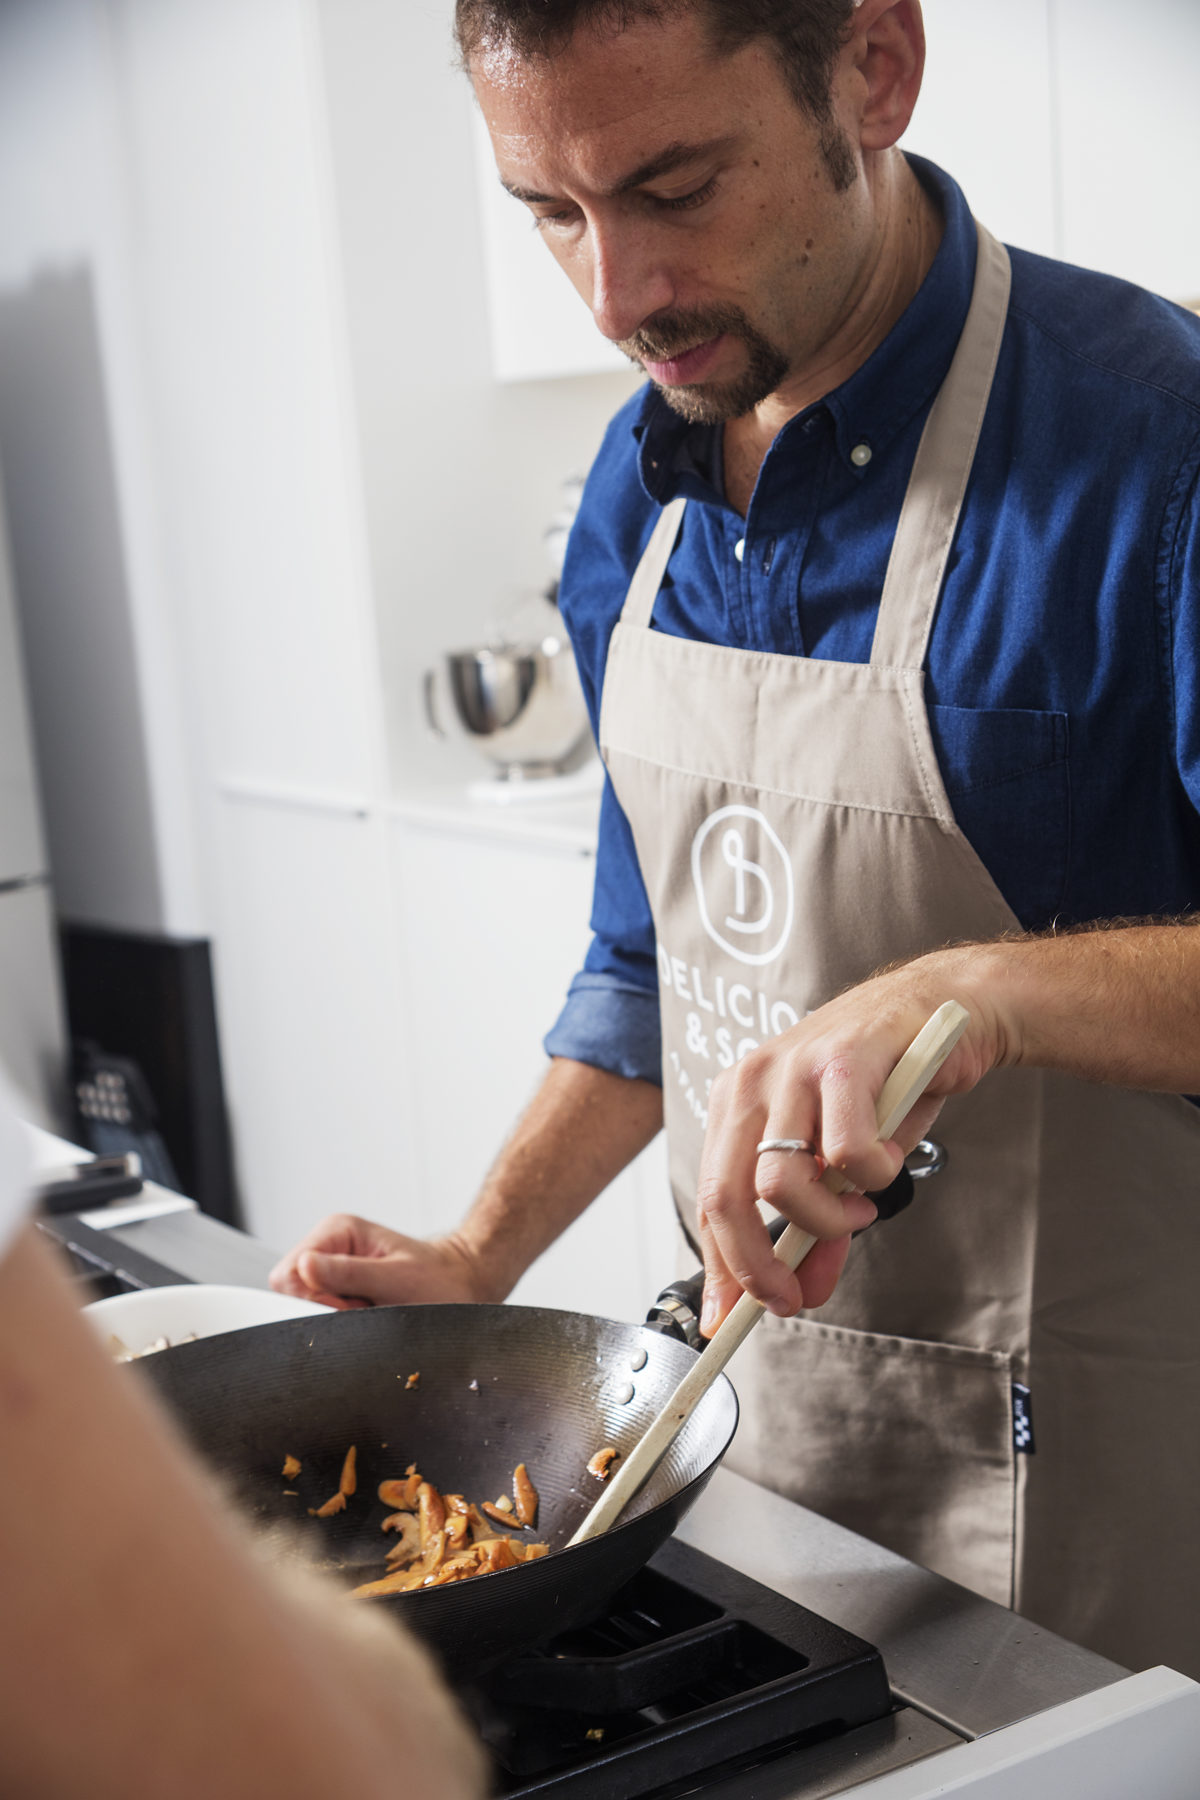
[500,135,739,205]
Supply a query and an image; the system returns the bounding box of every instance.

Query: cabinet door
[472,112,629,382]
[391,818,677,1320]
[213,799,415,1256]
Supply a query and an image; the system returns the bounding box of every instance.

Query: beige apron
[598,222,1200,1677]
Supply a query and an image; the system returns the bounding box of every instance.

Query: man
[0,1074,485,1798]
[273,0,1200,1677]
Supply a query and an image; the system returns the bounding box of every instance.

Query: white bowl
[85,1283,332,1358]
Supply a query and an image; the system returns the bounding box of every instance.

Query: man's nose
[588,221,676,343]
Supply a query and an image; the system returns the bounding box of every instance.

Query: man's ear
[846,0,926,153]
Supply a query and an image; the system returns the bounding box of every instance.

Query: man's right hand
[268,1214,484,1311]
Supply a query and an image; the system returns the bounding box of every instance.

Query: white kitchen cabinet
[472,111,630,383]
[210,796,418,1258]
[388,809,677,1323]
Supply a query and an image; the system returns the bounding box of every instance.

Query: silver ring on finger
[755,1137,814,1157]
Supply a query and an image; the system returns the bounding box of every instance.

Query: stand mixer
[422,480,597,797]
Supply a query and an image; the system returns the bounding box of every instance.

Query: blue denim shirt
[545,158,1200,1085]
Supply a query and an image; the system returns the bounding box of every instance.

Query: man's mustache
[618,304,751,364]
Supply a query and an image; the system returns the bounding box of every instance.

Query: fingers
[892,1092,945,1155]
[295,1250,394,1307]
[695,1200,797,1330]
[692,990,962,1328]
[803,1049,909,1195]
[696,1221,855,1336]
[269,1214,392,1299]
[696,1083,879,1318]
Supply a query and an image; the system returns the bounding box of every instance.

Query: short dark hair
[454,0,858,125]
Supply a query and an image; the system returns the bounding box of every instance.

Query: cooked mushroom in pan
[308,1444,358,1518]
[297,1450,548,1595]
[352,1464,547,1595]
[587,1446,619,1481]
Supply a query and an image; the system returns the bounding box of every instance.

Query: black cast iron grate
[462,1537,893,1798]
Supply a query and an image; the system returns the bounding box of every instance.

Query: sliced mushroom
[423,1545,488,1587]
[351,1565,426,1598]
[416,1528,448,1579]
[308,1490,346,1518]
[377,1472,422,1511]
[382,1513,420,1566]
[480,1535,521,1573]
[417,1482,447,1548]
[480,1499,516,1529]
[466,1503,497,1543]
[587,1446,619,1481]
[444,1512,471,1555]
[513,1462,539,1528]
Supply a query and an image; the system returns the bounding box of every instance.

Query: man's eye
[531,206,578,233]
[652,175,720,212]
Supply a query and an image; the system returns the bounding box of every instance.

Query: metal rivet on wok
[630,1348,648,1371]
[613,1380,635,1405]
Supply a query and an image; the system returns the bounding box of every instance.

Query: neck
[723,156,943,515]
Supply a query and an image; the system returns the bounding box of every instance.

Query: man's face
[471,9,874,423]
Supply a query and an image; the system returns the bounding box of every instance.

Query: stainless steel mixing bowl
[424,633,591,777]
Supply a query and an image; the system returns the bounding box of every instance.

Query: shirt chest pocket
[928,704,1070,930]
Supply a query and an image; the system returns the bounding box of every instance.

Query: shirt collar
[633,155,979,505]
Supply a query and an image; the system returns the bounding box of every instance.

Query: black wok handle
[646,1160,919,1349]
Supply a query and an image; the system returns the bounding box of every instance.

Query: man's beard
[616,304,790,424]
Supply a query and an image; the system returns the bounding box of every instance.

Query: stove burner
[463,1538,892,1797]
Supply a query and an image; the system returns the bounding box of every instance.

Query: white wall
[910,0,1200,300]
[905,0,1057,256]
[312,0,640,793]
[0,0,203,934]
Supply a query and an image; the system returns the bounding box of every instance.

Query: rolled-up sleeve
[543,772,662,1082]
[543,971,661,1083]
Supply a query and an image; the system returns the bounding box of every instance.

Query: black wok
[139,1299,737,1677]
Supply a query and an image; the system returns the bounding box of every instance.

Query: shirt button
[850,441,873,468]
[734,538,745,562]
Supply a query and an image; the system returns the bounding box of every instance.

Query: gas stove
[41,1173,1200,1797]
[464,1537,891,1797]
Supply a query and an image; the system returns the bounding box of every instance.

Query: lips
[640,334,726,386]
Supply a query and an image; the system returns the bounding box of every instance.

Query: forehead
[470,12,788,184]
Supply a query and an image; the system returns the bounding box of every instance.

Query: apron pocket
[927,703,1069,930]
[723,1313,1016,1607]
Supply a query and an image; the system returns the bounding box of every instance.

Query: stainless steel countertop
[678,1469,1126,1741]
[104,1206,280,1288]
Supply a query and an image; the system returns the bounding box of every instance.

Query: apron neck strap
[620,496,687,629]
[869,221,1012,671]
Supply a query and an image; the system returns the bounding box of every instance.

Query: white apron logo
[691,804,794,967]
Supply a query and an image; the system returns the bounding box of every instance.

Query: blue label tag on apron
[1012,1382,1035,1453]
